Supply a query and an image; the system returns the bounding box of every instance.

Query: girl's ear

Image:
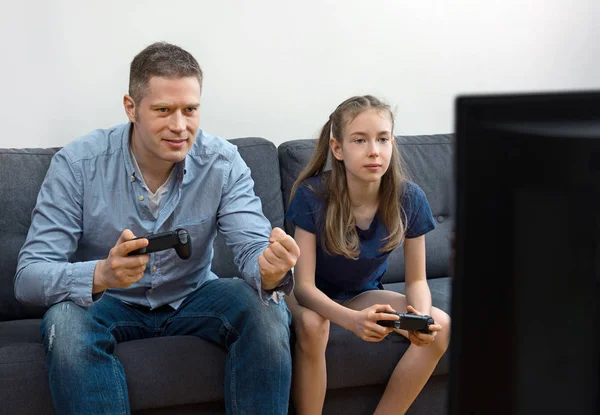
[329,137,344,161]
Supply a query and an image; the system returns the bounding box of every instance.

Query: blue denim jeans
[40,278,292,415]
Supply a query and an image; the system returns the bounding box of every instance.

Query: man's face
[125,76,201,164]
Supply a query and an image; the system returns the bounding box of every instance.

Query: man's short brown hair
[129,42,203,103]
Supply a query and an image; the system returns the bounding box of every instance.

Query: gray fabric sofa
[0,133,453,415]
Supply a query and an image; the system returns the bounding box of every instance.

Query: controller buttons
[177,229,189,243]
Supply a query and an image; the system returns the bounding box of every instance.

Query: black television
[449,91,600,414]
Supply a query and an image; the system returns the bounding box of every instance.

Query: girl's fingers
[428,323,443,332]
[409,331,431,346]
[406,305,423,316]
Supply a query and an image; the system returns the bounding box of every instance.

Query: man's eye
[355,138,365,144]
[156,108,168,113]
[185,107,197,113]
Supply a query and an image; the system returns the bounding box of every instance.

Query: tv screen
[449,91,600,414]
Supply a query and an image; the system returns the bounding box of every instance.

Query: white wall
[1,0,599,148]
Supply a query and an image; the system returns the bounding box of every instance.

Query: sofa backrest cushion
[278,134,454,283]
[0,137,284,321]
[0,148,60,321]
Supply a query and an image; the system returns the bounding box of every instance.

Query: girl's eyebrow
[350,131,391,136]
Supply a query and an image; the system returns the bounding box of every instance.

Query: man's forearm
[15,260,99,307]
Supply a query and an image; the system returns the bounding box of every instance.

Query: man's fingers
[263,242,298,273]
[118,238,149,256]
[262,246,282,267]
[269,231,301,257]
[117,229,136,244]
[265,243,286,261]
[108,254,149,274]
[257,253,270,271]
[128,264,147,275]
[122,256,149,271]
[267,241,297,264]
[269,227,287,243]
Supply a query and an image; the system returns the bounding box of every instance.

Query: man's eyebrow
[149,103,200,108]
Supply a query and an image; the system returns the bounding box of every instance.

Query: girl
[285,95,450,415]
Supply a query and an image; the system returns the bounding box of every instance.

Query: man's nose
[169,111,186,133]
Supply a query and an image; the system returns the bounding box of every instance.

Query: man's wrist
[92,260,108,294]
[261,278,281,292]
[263,269,293,293]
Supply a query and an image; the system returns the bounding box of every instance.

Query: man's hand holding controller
[93,229,149,294]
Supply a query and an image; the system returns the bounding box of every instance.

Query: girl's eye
[379,137,390,142]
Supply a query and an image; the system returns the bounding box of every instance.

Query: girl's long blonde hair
[290,95,407,259]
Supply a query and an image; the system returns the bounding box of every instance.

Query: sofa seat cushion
[0,319,53,414]
[0,319,228,413]
[324,322,411,390]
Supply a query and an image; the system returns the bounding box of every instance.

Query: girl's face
[330,108,394,185]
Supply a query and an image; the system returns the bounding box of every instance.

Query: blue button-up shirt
[15,123,291,309]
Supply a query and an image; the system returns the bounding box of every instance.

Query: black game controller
[377,312,434,334]
[127,228,192,259]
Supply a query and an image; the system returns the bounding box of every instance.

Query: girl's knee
[294,311,329,352]
[432,308,451,353]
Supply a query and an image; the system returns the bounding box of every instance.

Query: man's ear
[123,94,136,123]
[329,137,343,161]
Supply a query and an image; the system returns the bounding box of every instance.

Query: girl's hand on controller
[406,305,442,347]
[351,304,396,342]
[93,229,150,293]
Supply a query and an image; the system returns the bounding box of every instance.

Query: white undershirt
[130,149,176,219]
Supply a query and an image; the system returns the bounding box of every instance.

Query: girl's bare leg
[344,291,451,415]
[287,293,331,415]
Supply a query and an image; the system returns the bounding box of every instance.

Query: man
[15,42,299,414]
